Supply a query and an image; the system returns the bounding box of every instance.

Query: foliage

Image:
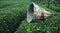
[0,0,30,33]
[48,5,60,12]
[15,4,60,33]
[0,0,60,33]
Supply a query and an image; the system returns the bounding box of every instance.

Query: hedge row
[15,7,60,33]
[0,0,30,33]
[48,5,60,12]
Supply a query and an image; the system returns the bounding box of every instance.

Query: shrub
[0,0,30,33]
[48,5,60,12]
[15,7,60,33]
[0,7,27,33]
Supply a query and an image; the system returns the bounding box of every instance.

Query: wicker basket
[27,2,52,23]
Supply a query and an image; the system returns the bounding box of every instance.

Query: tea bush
[15,6,60,33]
[48,5,60,12]
[0,0,60,33]
[0,0,30,33]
